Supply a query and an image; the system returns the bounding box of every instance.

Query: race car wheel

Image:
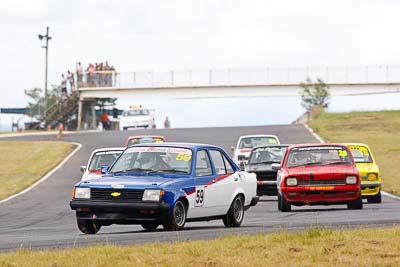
[77,219,101,234]
[163,200,186,231]
[277,193,282,211]
[367,191,382,204]
[278,193,291,212]
[347,194,363,209]
[141,222,159,231]
[223,195,244,227]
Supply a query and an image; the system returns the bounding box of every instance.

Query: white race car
[119,107,155,130]
[80,147,125,181]
[232,135,280,167]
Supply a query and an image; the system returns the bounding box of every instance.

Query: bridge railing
[81,65,400,88]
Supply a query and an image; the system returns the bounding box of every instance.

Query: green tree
[25,86,62,119]
[300,78,330,110]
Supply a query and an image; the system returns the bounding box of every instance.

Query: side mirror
[80,166,86,172]
[271,163,281,171]
[231,146,235,152]
[101,166,110,174]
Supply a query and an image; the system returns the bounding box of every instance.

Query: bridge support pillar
[91,104,97,129]
[77,100,82,130]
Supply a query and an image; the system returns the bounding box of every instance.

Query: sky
[1,0,400,108]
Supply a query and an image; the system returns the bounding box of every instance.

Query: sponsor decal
[309,186,334,191]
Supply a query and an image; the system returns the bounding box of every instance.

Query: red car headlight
[286,177,297,186]
[346,176,357,184]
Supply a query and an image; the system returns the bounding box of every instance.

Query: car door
[191,149,218,218]
[208,149,241,215]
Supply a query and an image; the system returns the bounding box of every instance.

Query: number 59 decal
[195,186,205,207]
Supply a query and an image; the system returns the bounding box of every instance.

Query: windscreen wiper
[112,168,154,174]
[148,169,188,174]
[323,161,350,165]
[295,161,323,167]
[251,161,280,165]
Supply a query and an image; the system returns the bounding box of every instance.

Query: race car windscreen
[109,146,192,174]
[287,146,352,167]
[348,146,373,163]
[239,137,278,149]
[128,137,165,146]
[249,146,287,164]
[122,109,149,116]
[88,151,123,170]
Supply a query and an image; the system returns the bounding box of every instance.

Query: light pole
[38,26,51,112]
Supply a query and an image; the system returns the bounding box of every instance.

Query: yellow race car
[346,143,382,203]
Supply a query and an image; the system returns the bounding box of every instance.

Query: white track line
[381,191,400,201]
[0,142,82,204]
[302,123,324,143]
[302,123,400,201]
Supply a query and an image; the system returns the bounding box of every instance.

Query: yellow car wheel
[367,191,382,203]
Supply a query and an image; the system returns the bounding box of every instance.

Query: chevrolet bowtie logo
[111,192,121,197]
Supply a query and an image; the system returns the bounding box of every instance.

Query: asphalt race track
[0,124,399,251]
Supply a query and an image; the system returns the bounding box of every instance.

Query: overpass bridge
[76,65,400,129]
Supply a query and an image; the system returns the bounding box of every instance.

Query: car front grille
[90,188,144,202]
[255,171,277,181]
[297,179,346,186]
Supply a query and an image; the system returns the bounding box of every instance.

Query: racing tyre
[347,195,363,209]
[278,193,291,212]
[367,191,382,204]
[77,219,101,234]
[163,200,186,231]
[141,222,159,231]
[223,195,244,227]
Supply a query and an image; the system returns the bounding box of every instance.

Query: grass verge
[308,110,400,195]
[0,141,75,200]
[1,226,400,266]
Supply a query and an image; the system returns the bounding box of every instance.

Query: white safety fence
[80,65,400,89]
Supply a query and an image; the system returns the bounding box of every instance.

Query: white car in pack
[119,106,155,130]
[232,134,280,167]
[80,147,125,181]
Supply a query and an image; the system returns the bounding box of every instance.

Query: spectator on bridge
[100,111,110,130]
[76,62,83,83]
[164,116,171,128]
[60,74,67,98]
[67,70,75,91]
[86,63,96,86]
[104,61,111,70]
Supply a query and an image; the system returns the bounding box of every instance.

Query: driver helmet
[137,153,157,169]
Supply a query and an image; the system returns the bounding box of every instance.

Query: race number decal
[176,154,192,161]
[338,150,348,157]
[195,186,205,207]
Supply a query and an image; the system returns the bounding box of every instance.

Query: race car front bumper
[281,185,361,205]
[361,182,381,196]
[70,200,170,223]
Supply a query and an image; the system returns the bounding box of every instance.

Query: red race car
[274,143,362,212]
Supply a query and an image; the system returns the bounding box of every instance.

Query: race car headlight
[142,189,164,202]
[286,177,297,186]
[346,176,358,184]
[74,187,91,199]
[367,173,377,181]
